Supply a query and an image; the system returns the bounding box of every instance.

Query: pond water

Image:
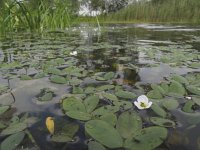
[0,24,200,150]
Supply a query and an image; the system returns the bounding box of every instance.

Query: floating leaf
[96,85,115,92]
[73,86,84,94]
[113,100,133,110]
[182,101,195,113]
[151,104,167,118]
[147,90,163,99]
[46,67,62,75]
[104,72,115,80]
[1,132,25,150]
[66,111,92,121]
[150,117,175,127]
[151,84,165,95]
[92,105,119,116]
[0,106,9,115]
[162,99,179,110]
[115,90,137,99]
[100,113,117,126]
[186,85,200,96]
[116,111,142,139]
[124,126,168,150]
[85,120,123,148]
[1,122,27,135]
[88,141,106,150]
[171,75,189,85]
[50,75,67,84]
[62,97,86,112]
[168,80,186,96]
[85,87,95,94]
[102,93,118,102]
[20,75,32,80]
[193,96,200,106]
[84,95,99,113]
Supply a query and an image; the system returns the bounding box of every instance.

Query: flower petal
[134,101,145,109]
[137,95,149,103]
[146,101,153,108]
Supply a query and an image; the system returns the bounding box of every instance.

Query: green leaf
[0,106,9,115]
[72,86,84,94]
[186,85,200,96]
[88,141,106,150]
[104,72,115,80]
[100,113,117,126]
[147,90,163,99]
[38,92,53,101]
[171,75,189,85]
[151,104,167,118]
[66,111,92,121]
[1,122,27,135]
[193,96,200,106]
[46,67,62,75]
[182,101,195,113]
[115,90,137,99]
[151,84,165,95]
[150,117,175,127]
[85,120,123,148]
[62,97,86,112]
[113,100,133,110]
[84,95,99,113]
[168,80,186,96]
[20,75,32,80]
[96,85,115,92]
[85,87,96,94]
[162,99,179,110]
[102,93,118,102]
[50,75,67,84]
[124,126,168,150]
[1,132,25,150]
[92,105,119,116]
[116,111,142,139]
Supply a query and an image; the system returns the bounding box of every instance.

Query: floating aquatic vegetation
[134,95,153,109]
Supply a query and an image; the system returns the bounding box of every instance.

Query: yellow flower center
[140,102,147,108]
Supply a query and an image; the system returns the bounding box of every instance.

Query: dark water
[0,24,200,150]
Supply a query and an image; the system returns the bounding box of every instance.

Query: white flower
[185,96,192,100]
[134,95,152,109]
[70,51,77,56]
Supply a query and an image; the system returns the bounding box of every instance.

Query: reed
[0,0,73,33]
[103,0,200,23]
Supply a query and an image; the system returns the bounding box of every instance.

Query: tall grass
[0,0,73,33]
[104,0,200,23]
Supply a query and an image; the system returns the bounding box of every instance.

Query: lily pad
[116,111,142,139]
[1,122,27,135]
[0,106,10,115]
[62,97,86,112]
[115,90,137,99]
[147,90,163,99]
[100,113,117,126]
[1,132,25,150]
[186,85,200,96]
[50,75,67,84]
[182,101,195,113]
[96,85,115,92]
[84,95,99,113]
[88,141,106,150]
[151,104,167,118]
[171,75,189,85]
[92,105,119,116]
[150,117,176,127]
[104,72,115,80]
[85,120,123,148]
[66,111,92,121]
[102,93,118,102]
[124,126,168,150]
[168,80,186,96]
[162,99,179,110]
[20,75,32,80]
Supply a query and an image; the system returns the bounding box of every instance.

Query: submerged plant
[134,95,153,109]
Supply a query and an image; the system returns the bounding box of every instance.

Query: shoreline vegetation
[0,0,200,33]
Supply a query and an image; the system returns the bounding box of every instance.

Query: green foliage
[103,0,200,23]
